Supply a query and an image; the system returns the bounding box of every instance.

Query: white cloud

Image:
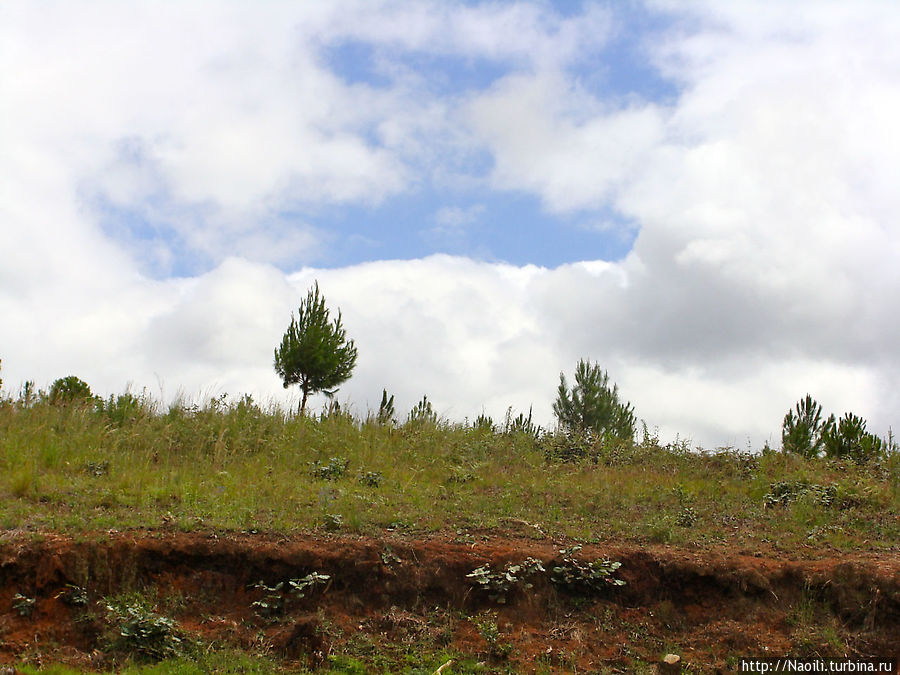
[428,204,486,244]
[1,1,415,274]
[4,248,891,448]
[0,0,614,275]
[433,205,485,229]
[308,0,613,71]
[466,72,667,212]
[3,1,900,449]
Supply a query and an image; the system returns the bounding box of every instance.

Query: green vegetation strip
[0,391,897,552]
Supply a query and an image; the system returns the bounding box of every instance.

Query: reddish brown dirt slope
[0,530,898,673]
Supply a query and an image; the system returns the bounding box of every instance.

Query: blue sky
[83,1,674,276]
[310,1,678,270]
[2,1,900,448]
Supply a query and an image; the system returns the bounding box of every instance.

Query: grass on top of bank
[0,390,897,552]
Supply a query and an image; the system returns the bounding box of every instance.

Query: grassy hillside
[0,391,897,552]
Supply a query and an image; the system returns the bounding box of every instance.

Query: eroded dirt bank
[1,530,898,672]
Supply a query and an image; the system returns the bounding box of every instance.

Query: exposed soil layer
[0,530,898,673]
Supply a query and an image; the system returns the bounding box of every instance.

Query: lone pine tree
[274,282,358,416]
[554,359,635,441]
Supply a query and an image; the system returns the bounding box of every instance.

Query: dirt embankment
[0,530,898,672]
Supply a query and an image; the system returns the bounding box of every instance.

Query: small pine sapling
[553,360,635,442]
[274,282,358,416]
[782,394,826,458]
[376,389,396,426]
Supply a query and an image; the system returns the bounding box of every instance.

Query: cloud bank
[2,1,899,448]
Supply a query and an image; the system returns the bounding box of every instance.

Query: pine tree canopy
[553,359,635,441]
[273,282,358,415]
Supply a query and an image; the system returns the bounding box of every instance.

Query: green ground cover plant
[0,385,897,551]
[466,557,546,603]
[14,651,506,675]
[251,572,331,619]
[104,600,185,661]
[548,546,625,594]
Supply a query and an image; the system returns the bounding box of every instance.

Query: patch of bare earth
[0,530,897,673]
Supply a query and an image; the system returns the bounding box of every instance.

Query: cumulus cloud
[466,72,667,212]
[427,204,487,247]
[308,0,613,71]
[0,0,614,276]
[2,1,900,449]
[460,0,900,439]
[2,1,414,276]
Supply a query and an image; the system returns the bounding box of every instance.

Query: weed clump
[56,584,89,607]
[472,611,513,658]
[468,551,626,603]
[12,593,36,616]
[358,471,383,487]
[466,558,546,603]
[764,481,837,508]
[251,572,331,619]
[549,546,626,594]
[105,601,184,661]
[309,456,349,480]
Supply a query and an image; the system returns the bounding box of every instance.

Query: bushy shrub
[48,375,94,406]
[105,602,183,661]
[97,391,153,426]
[541,428,595,463]
[763,481,837,508]
[309,456,349,480]
[550,546,626,593]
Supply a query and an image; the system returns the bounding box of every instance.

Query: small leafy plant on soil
[380,547,402,566]
[672,484,698,527]
[472,610,514,659]
[309,456,349,480]
[764,481,837,508]
[12,593,36,617]
[323,512,343,531]
[550,546,626,593]
[105,601,184,661]
[251,571,331,619]
[675,505,697,527]
[55,583,89,607]
[466,557,546,603]
[84,460,110,477]
[358,470,383,487]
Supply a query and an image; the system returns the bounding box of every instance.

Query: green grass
[0,391,897,551]
[17,652,509,675]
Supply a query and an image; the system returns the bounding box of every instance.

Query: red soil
[0,529,897,673]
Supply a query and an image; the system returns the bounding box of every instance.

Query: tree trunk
[299,386,310,416]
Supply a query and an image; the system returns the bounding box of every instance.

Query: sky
[2,0,899,449]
